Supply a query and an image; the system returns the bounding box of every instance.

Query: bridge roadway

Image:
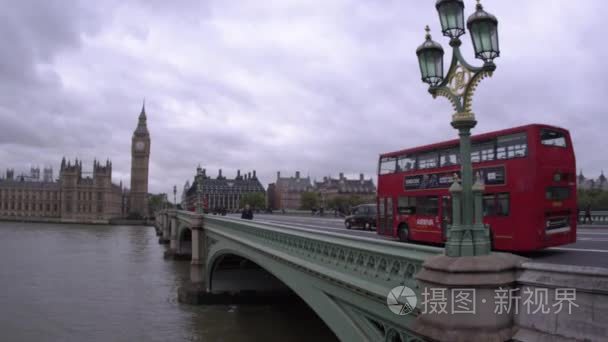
[227,213,608,268]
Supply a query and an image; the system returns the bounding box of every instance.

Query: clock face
[135,141,145,151]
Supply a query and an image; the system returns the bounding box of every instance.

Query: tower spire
[135,100,149,135]
[139,98,146,120]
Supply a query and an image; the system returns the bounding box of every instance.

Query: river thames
[0,221,338,342]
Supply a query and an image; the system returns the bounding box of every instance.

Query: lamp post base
[445,223,491,257]
[412,253,525,342]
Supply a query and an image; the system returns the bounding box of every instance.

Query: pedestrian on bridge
[241,204,254,220]
[584,204,593,224]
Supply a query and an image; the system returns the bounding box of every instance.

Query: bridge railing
[202,215,443,300]
[578,211,608,225]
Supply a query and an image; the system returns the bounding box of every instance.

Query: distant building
[184,167,265,212]
[129,104,151,218]
[578,170,608,190]
[43,167,53,182]
[0,159,124,223]
[0,105,152,223]
[314,173,376,207]
[266,183,277,210]
[5,166,52,183]
[180,181,190,209]
[272,171,313,210]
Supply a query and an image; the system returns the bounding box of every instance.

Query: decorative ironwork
[203,216,441,299]
[428,38,495,122]
[448,63,471,96]
[335,298,428,342]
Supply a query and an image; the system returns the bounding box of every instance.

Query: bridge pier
[169,215,178,250]
[157,213,167,236]
[158,213,170,244]
[178,223,209,304]
[412,253,524,342]
[163,213,192,260]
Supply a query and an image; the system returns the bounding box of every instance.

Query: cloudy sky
[0,0,605,197]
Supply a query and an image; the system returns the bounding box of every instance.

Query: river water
[0,221,338,342]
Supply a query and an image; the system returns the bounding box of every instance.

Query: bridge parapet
[203,215,441,299]
[514,262,608,341]
[579,211,608,225]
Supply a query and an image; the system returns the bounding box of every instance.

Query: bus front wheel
[398,225,409,242]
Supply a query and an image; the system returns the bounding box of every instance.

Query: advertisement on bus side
[403,166,505,190]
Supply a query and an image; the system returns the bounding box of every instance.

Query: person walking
[241,204,254,220]
[584,204,593,224]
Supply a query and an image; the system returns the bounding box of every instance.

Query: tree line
[578,189,608,210]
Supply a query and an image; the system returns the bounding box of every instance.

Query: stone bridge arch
[176,224,192,257]
[204,239,420,342]
[163,213,194,260]
[207,250,292,296]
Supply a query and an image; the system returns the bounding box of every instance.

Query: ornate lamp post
[416,0,500,257]
[196,167,204,214]
[173,185,177,207]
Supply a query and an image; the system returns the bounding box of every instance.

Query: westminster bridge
[155,209,608,342]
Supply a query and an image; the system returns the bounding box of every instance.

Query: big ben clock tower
[130,103,151,218]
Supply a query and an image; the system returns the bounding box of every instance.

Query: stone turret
[43,167,53,182]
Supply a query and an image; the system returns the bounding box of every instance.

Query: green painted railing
[203,215,442,300]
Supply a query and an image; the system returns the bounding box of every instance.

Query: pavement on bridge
[226,214,608,269]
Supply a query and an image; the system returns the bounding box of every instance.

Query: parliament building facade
[0,105,151,223]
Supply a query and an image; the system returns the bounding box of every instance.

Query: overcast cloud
[0,0,606,197]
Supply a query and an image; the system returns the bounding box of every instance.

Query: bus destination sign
[403,166,505,190]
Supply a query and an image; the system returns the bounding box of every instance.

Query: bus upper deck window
[397,155,416,171]
[541,129,567,147]
[379,157,397,174]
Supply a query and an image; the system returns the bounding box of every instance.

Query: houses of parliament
[0,105,151,223]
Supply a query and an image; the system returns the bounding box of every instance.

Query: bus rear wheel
[364,222,372,230]
[398,225,409,242]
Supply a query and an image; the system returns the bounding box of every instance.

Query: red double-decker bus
[376,124,577,252]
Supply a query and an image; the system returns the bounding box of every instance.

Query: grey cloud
[0,0,606,197]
